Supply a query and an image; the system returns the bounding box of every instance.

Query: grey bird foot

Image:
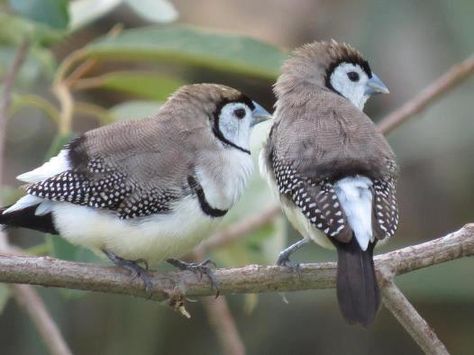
[167,258,220,297]
[276,253,301,271]
[103,250,153,296]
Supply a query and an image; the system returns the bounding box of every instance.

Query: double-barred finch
[0,83,271,291]
[260,40,399,326]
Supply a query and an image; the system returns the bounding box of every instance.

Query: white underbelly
[52,196,220,264]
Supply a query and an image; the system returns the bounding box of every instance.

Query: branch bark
[381,281,449,355]
[192,249,246,355]
[11,285,73,355]
[202,297,246,355]
[0,224,471,301]
[377,55,474,134]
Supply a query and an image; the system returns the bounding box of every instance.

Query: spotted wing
[372,177,398,239]
[272,154,352,242]
[26,157,180,219]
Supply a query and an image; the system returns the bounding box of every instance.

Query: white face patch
[330,62,370,110]
[217,102,253,152]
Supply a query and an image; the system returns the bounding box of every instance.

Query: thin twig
[378,55,474,134]
[381,281,449,355]
[11,285,73,355]
[193,249,246,355]
[202,297,246,355]
[63,59,98,88]
[53,83,74,135]
[0,224,471,301]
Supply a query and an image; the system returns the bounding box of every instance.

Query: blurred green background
[0,0,473,354]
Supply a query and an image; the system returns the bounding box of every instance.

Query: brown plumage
[1,83,270,271]
[261,40,399,326]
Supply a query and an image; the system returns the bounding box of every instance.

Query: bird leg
[167,258,220,297]
[103,249,153,296]
[276,238,310,269]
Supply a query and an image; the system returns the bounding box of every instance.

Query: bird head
[276,40,389,110]
[169,84,271,154]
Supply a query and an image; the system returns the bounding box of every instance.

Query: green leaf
[9,0,70,29]
[0,13,66,46]
[110,100,162,121]
[125,0,178,23]
[80,71,184,100]
[84,25,287,80]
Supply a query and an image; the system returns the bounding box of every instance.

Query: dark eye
[347,71,359,82]
[233,108,246,119]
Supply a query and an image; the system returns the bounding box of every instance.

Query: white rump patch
[334,176,373,251]
[17,149,70,183]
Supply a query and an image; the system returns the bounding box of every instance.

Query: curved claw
[167,258,220,297]
[103,249,153,297]
[276,254,302,278]
[277,252,296,267]
[275,238,309,277]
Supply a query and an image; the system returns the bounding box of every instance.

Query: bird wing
[271,151,353,243]
[270,92,398,242]
[23,116,214,219]
[371,177,399,239]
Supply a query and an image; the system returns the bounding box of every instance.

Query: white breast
[197,149,254,211]
[52,196,220,264]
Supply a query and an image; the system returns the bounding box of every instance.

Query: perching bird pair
[0,40,398,326]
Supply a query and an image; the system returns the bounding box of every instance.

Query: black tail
[334,236,379,327]
[0,205,58,234]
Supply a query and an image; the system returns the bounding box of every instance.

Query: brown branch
[380,281,449,355]
[202,297,246,355]
[11,284,73,355]
[193,248,246,355]
[0,224,471,301]
[378,55,474,134]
